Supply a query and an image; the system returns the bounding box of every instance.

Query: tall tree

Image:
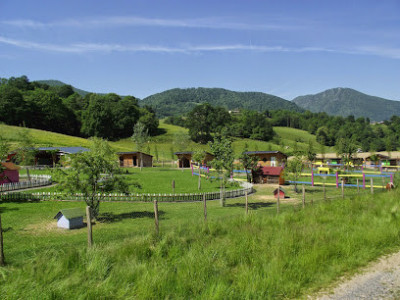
[61,138,128,218]
[336,137,358,171]
[132,121,149,169]
[192,149,206,190]
[209,136,234,206]
[239,143,258,183]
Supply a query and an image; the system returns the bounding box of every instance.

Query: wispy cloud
[0,36,399,59]
[1,16,301,31]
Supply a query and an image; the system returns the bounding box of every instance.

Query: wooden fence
[0,175,52,192]
[0,182,254,203]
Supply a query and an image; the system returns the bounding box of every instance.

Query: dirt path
[313,250,400,299]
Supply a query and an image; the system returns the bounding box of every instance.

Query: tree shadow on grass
[97,210,166,223]
[0,207,19,213]
[226,202,275,210]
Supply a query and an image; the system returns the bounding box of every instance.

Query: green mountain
[293,88,400,121]
[141,87,302,117]
[35,80,92,97]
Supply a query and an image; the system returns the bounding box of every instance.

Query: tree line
[0,76,158,140]
[166,103,398,152]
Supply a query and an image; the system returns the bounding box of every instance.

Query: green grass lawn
[20,167,240,194]
[1,184,399,299]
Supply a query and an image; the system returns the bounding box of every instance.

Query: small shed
[273,187,287,199]
[117,152,153,167]
[0,162,20,184]
[54,208,85,229]
[174,151,215,168]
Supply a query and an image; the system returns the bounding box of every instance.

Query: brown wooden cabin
[174,151,215,168]
[252,166,285,184]
[245,151,287,167]
[117,152,153,167]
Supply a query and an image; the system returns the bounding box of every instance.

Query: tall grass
[1,190,400,299]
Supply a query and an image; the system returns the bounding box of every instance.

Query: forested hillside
[0,76,158,140]
[141,87,302,117]
[293,88,400,121]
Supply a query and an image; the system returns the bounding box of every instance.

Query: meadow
[0,182,398,299]
[1,121,335,161]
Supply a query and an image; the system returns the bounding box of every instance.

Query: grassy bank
[1,187,399,299]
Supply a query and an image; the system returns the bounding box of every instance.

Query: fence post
[341,179,344,199]
[382,177,385,190]
[357,178,360,195]
[203,193,207,221]
[277,185,280,214]
[336,172,339,188]
[302,184,305,208]
[363,173,366,189]
[370,178,374,195]
[323,182,326,201]
[172,180,175,193]
[86,206,93,248]
[154,199,159,234]
[245,190,249,215]
[0,214,4,266]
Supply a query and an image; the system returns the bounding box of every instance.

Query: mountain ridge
[293,87,400,122]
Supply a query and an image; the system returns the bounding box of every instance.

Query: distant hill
[35,80,92,97]
[141,87,302,117]
[293,88,400,121]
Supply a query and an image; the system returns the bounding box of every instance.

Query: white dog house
[54,208,85,229]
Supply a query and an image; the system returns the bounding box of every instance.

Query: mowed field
[1,183,399,299]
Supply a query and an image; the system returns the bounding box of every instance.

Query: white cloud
[0,36,399,60]
[1,16,300,31]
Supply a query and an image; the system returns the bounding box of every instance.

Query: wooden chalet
[252,166,285,184]
[174,152,215,168]
[0,162,20,184]
[117,152,153,167]
[244,151,287,167]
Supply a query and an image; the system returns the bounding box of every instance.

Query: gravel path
[314,251,400,299]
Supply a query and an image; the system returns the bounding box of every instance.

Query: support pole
[336,172,339,188]
[277,185,280,214]
[357,178,360,195]
[302,184,305,208]
[245,190,248,215]
[0,214,5,266]
[154,199,159,235]
[203,193,207,221]
[86,206,93,248]
[341,179,344,199]
[370,178,374,195]
[363,173,366,189]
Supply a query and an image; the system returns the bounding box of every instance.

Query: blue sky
[0,0,399,100]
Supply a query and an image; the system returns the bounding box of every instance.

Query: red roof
[1,162,20,171]
[261,166,283,176]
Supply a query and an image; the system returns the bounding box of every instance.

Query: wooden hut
[175,151,215,168]
[252,166,285,184]
[0,162,20,184]
[117,152,153,167]
[244,151,287,167]
[54,208,85,229]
